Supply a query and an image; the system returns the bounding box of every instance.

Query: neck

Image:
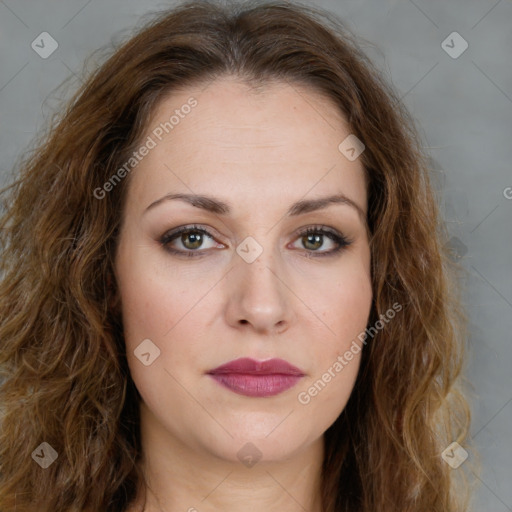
[128,401,325,512]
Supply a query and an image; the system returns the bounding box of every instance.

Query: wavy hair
[0,1,471,510]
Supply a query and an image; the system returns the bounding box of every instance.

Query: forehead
[124,76,367,217]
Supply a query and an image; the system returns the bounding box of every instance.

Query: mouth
[206,357,305,398]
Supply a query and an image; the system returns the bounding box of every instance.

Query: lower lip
[208,373,303,397]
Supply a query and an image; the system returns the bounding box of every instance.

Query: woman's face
[114,76,372,464]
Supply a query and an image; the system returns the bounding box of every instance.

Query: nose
[224,247,294,336]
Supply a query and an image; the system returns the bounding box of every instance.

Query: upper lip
[207,357,305,376]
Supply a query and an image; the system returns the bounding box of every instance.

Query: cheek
[295,282,369,426]
[118,268,208,417]
[296,259,371,409]
[115,240,187,366]
[117,242,213,346]
[311,258,372,349]
[119,274,175,346]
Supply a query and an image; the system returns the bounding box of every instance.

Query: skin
[114,76,373,512]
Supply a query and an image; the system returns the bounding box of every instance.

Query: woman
[0,1,471,511]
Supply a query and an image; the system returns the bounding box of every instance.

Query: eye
[159,224,352,259]
[290,226,352,257]
[160,224,223,258]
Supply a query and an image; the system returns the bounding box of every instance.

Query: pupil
[184,232,202,249]
[305,234,321,250]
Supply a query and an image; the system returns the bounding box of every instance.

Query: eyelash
[159,224,352,259]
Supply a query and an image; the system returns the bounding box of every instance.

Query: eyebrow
[144,192,366,223]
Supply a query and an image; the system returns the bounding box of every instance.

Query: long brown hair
[0,1,472,510]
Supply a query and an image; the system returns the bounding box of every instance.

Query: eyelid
[159,224,223,251]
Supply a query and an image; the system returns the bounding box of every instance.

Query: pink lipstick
[207,357,305,397]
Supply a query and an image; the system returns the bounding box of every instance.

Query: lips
[207,357,305,397]
[208,357,304,376]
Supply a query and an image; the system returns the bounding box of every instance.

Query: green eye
[160,224,352,258]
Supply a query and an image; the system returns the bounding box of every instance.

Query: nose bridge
[226,234,291,333]
[237,237,283,302]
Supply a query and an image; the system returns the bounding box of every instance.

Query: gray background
[1,0,511,510]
